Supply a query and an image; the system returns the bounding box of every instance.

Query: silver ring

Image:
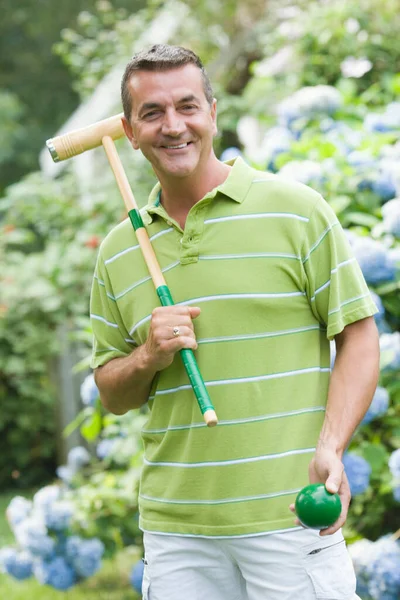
[172,326,181,337]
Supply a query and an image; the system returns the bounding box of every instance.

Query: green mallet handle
[102,135,217,427]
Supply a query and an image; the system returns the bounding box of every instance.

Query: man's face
[123,64,217,181]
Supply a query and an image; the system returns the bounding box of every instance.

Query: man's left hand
[289,448,351,536]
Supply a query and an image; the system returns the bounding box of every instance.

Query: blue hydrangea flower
[277,85,343,127]
[34,556,77,591]
[80,373,99,406]
[362,386,390,424]
[261,126,294,171]
[220,147,242,162]
[393,486,400,503]
[348,538,374,598]
[56,465,76,485]
[14,516,56,558]
[278,160,324,186]
[365,102,400,133]
[130,559,144,593]
[343,453,371,496]
[367,537,400,600]
[44,501,74,532]
[389,449,400,479]
[369,290,384,323]
[0,547,33,580]
[382,199,400,237]
[96,438,118,460]
[372,162,397,201]
[380,332,400,371]
[67,446,91,471]
[33,485,61,511]
[65,536,105,578]
[352,237,395,284]
[6,496,33,529]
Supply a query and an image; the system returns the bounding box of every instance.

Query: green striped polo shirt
[90,157,377,537]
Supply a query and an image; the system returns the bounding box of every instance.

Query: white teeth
[165,143,188,149]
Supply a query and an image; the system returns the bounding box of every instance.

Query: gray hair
[121,44,214,120]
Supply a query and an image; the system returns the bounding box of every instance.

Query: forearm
[94,345,158,415]
[318,317,380,458]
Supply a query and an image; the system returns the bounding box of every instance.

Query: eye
[180,104,197,112]
[142,111,161,120]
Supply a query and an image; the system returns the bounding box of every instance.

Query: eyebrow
[138,95,200,116]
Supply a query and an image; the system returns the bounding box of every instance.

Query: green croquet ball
[295,483,342,529]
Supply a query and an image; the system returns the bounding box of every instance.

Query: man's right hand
[141,306,201,372]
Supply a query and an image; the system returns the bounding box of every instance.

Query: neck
[157,157,231,228]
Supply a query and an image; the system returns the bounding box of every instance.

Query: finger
[168,325,197,340]
[153,306,201,318]
[325,465,344,495]
[319,513,346,536]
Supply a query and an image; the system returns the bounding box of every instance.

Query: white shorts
[142,528,360,600]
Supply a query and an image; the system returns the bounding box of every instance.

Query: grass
[0,490,141,600]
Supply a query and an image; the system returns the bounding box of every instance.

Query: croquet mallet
[46,114,218,427]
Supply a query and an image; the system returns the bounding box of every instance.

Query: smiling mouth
[161,142,192,150]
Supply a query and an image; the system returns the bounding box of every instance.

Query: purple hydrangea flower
[343,453,371,496]
[362,387,390,424]
[65,536,105,578]
[34,556,77,591]
[0,548,33,580]
[80,373,99,406]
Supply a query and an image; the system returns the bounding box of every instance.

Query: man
[90,44,380,600]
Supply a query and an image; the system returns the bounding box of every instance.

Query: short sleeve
[302,196,378,340]
[90,249,136,369]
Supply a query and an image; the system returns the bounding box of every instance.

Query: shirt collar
[143,156,253,222]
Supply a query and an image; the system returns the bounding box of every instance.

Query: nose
[161,108,185,137]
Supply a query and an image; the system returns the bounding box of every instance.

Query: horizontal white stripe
[302,222,339,264]
[124,338,137,344]
[311,258,358,302]
[154,367,331,397]
[328,293,371,316]
[199,253,300,261]
[94,275,105,286]
[104,228,173,265]
[205,213,309,225]
[90,314,119,328]
[140,487,301,506]
[144,447,315,468]
[140,526,304,540]
[129,292,306,336]
[198,325,320,345]
[143,406,325,434]
[115,260,180,300]
[95,347,125,354]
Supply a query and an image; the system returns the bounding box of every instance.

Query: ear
[121,115,139,149]
[211,99,218,137]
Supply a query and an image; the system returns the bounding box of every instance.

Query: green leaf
[360,442,388,475]
[81,410,103,442]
